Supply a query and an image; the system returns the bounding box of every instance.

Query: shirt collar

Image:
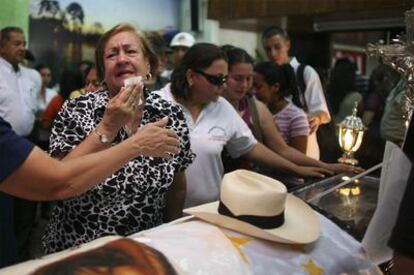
[289,56,299,67]
[0,57,20,73]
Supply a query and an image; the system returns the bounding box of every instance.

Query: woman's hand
[131,117,180,159]
[296,166,333,179]
[99,83,144,137]
[323,163,364,174]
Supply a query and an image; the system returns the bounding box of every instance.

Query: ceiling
[207,0,414,33]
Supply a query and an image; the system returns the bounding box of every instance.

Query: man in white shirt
[0,26,40,264]
[0,27,40,136]
[261,26,331,159]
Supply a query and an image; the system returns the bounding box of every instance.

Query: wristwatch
[94,129,113,145]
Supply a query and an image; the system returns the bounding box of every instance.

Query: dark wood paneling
[209,0,413,32]
[209,0,413,20]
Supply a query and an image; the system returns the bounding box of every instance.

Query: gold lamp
[337,102,366,166]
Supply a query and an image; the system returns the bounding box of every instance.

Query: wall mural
[28,0,179,80]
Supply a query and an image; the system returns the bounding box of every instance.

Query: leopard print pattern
[42,89,195,254]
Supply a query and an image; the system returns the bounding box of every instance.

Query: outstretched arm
[243,142,330,179]
[0,118,179,201]
[256,100,360,174]
[290,135,308,154]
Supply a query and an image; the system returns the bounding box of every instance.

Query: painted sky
[29,0,180,31]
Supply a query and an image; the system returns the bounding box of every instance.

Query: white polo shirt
[0,57,40,136]
[290,57,331,159]
[155,84,257,207]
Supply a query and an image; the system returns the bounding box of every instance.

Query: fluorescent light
[314,17,405,32]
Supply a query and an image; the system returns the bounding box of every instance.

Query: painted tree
[65,2,85,64]
[38,0,62,19]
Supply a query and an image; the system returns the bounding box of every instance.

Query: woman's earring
[146,72,152,80]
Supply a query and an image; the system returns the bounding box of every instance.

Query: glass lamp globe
[337,102,366,166]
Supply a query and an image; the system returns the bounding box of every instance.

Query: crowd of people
[0,22,412,273]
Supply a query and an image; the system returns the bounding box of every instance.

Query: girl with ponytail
[254,61,310,153]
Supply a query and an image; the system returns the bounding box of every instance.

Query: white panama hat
[185,170,321,244]
[170,32,195,48]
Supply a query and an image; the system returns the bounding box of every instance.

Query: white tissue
[123,76,143,87]
[123,76,144,105]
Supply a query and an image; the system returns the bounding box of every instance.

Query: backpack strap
[295,63,309,112]
[247,96,263,143]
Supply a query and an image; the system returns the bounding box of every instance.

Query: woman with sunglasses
[155,43,331,208]
[42,24,194,254]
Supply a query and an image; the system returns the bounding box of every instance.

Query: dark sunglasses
[194,69,228,86]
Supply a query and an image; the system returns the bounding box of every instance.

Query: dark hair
[220,44,236,53]
[78,60,93,68]
[59,69,84,100]
[222,46,254,69]
[146,31,171,55]
[170,43,228,100]
[367,63,400,99]
[261,26,289,40]
[95,23,158,82]
[83,65,96,82]
[32,239,177,275]
[327,58,357,114]
[35,63,50,72]
[78,60,93,77]
[254,61,303,108]
[0,26,24,45]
